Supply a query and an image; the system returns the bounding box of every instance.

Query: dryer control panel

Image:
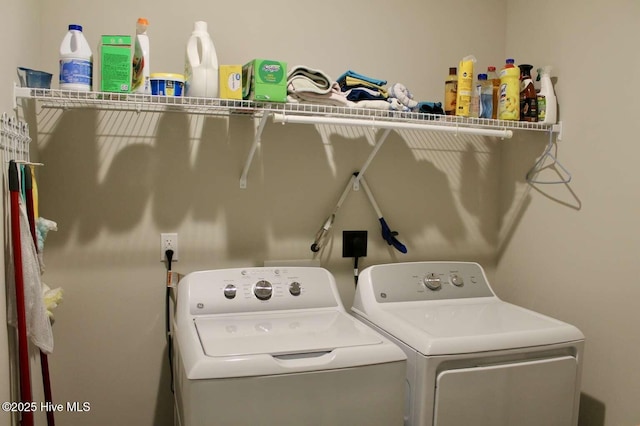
[180,267,341,315]
[357,262,495,303]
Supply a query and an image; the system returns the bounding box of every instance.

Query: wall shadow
[37,109,101,244]
[496,131,550,259]
[356,129,467,246]
[33,108,563,265]
[152,345,174,426]
[459,138,500,246]
[151,112,193,229]
[578,392,606,426]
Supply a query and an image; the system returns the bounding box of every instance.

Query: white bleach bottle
[132,18,151,94]
[184,21,219,98]
[59,24,93,91]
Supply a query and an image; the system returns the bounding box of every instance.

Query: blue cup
[17,67,53,89]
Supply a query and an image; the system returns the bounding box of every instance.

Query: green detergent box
[100,35,132,93]
[242,59,287,102]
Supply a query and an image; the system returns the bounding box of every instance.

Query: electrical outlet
[160,233,179,262]
[342,230,368,258]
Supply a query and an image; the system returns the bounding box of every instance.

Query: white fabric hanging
[6,197,54,354]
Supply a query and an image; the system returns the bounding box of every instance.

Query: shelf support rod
[240,112,270,189]
[272,113,513,138]
[552,121,563,141]
[13,85,35,111]
[353,128,392,190]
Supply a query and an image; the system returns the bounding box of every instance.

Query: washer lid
[195,310,383,357]
[366,300,584,355]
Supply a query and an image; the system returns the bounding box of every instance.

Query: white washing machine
[351,261,585,426]
[172,266,407,426]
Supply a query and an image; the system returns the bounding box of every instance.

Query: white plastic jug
[59,24,93,91]
[184,21,219,98]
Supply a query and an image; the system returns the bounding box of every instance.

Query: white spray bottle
[537,66,557,124]
[132,18,151,94]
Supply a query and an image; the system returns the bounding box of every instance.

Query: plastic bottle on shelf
[487,66,500,119]
[537,65,557,124]
[519,64,537,122]
[535,67,543,93]
[444,67,457,115]
[478,74,493,119]
[470,75,482,118]
[455,55,476,117]
[59,24,93,91]
[498,59,519,120]
[184,21,219,98]
[132,18,151,94]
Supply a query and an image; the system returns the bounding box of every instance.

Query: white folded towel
[288,82,354,107]
[287,65,333,95]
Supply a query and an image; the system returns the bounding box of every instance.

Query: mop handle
[9,161,34,426]
[313,215,334,241]
[335,174,357,212]
[311,174,357,252]
[359,177,383,218]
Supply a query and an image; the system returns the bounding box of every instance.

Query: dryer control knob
[289,281,301,296]
[423,273,441,291]
[450,274,464,287]
[223,284,237,299]
[254,280,273,300]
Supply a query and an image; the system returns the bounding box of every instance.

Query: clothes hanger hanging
[526,129,572,185]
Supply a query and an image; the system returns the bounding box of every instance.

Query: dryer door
[434,356,578,426]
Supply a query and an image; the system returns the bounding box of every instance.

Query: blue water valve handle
[379,218,407,254]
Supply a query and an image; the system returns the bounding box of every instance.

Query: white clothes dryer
[172,266,406,426]
[351,261,584,426]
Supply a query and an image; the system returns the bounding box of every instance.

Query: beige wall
[2,0,638,425]
[495,1,640,426]
[0,1,41,425]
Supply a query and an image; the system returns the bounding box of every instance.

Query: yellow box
[219,65,242,100]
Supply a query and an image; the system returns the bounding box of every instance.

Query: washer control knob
[450,274,464,287]
[254,280,273,300]
[289,281,301,296]
[223,284,237,299]
[423,273,441,291]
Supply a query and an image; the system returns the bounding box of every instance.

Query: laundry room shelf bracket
[240,112,270,189]
[553,121,563,141]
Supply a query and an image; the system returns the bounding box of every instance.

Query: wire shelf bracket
[240,113,270,189]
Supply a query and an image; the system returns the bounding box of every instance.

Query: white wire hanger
[526,129,571,185]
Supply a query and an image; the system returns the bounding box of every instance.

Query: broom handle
[9,161,33,426]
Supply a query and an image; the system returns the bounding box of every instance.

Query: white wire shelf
[14,85,563,188]
[14,86,559,133]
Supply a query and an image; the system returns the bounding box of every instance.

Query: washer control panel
[359,262,495,303]
[184,267,340,315]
